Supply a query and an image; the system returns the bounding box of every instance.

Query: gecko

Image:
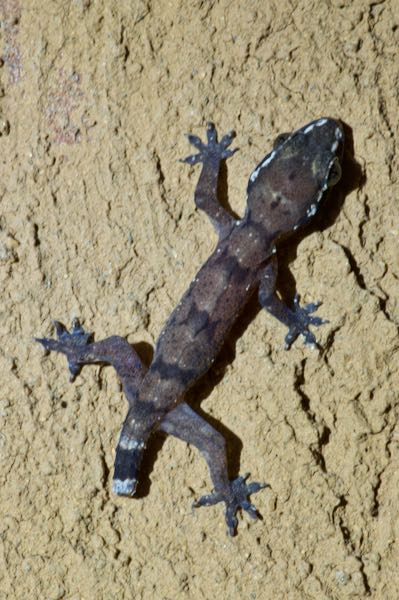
[37,118,344,535]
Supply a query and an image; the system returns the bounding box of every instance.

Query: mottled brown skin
[37,118,344,535]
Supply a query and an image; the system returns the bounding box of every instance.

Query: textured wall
[1,1,398,598]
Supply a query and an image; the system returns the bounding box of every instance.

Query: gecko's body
[38,118,344,534]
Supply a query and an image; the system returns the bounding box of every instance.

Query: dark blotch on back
[153,356,198,386]
[270,195,282,210]
[223,254,240,279]
[187,304,210,336]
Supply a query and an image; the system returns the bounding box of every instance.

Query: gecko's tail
[112,433,146,496]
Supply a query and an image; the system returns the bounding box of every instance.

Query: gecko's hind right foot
[35,318,93,381]
[181,122,238,166]
[193,473,268,536]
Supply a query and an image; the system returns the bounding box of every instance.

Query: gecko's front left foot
[181,122,238,166]
[285,294,327,350]
[36,318,93,381]
[193,473,267,536]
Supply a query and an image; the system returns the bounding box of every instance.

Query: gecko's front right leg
[181,122,238,236]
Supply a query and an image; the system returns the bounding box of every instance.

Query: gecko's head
[246,118,344,235]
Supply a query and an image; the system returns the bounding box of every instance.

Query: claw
[303,301,321,313]
[241,501,258,520]
[206,122,217,143]
[192,492,221,508]
[220,131,235,149]
[302,331,318,350]
[187,134,204,151]
[180,153,202,166]
[67,361,81,382]
[53,320,67,337]
[221,147,238,160]
[71,317,81,331]
[246,480,265,495]
[34,336,57,352]
[308,315,326,326]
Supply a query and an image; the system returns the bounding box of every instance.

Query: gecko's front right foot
[36,318,93,381]
[284,294,327,350]
[193,473,267,536]
[181,122,238,166]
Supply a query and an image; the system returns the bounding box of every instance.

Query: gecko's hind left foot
[193,473,267,536]
[36,318,93,381]
[181,122,238,166]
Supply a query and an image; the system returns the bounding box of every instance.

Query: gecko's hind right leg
[161,403,267,536]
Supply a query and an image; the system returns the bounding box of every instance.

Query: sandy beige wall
[1,1,399,598]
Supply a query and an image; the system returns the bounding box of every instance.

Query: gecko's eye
[327,157,341,187]
[273,132,291,150]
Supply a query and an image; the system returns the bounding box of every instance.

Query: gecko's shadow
[135,121,362,499]
[218,156,241,220]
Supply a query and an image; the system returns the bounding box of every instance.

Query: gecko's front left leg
[38,320,164,498]
[181,122,238,236]
[37,319,150,496]
[258,256,327,349]
[36,319,145,401]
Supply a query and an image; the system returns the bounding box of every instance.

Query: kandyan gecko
[37,118,344,535]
